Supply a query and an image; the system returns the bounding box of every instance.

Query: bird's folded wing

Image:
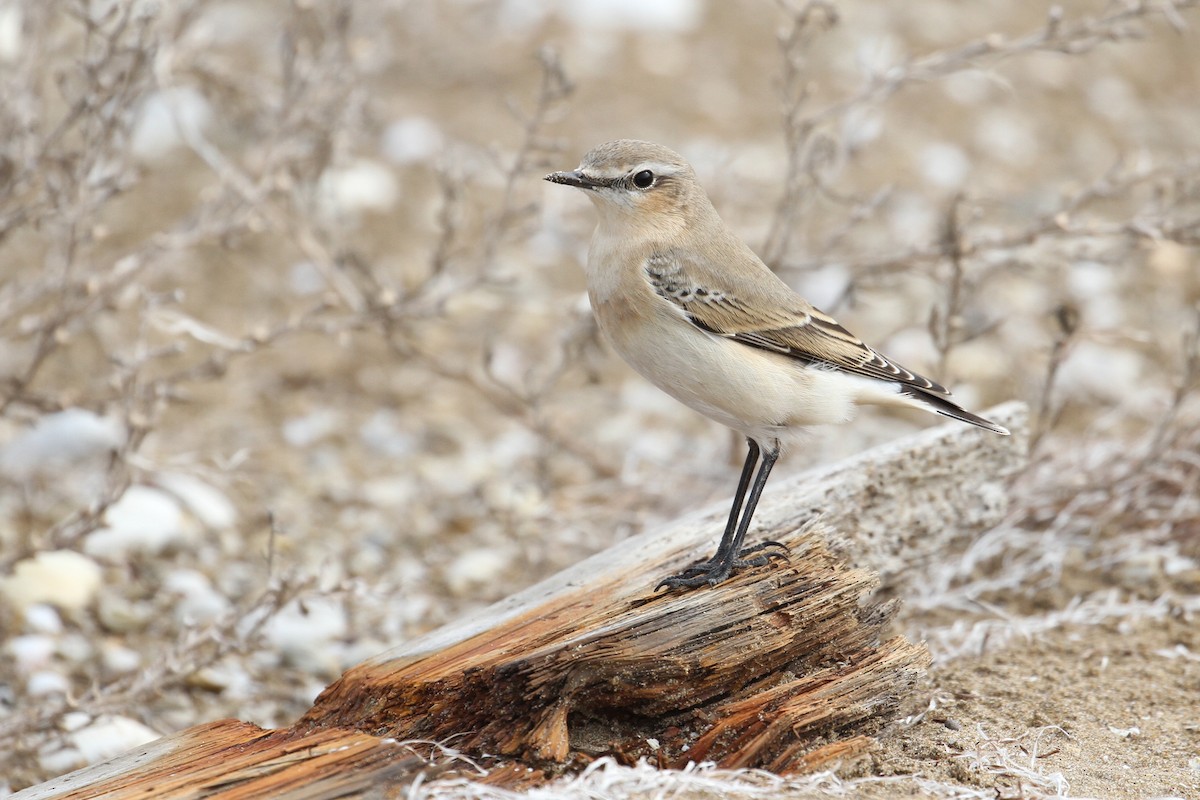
[644,250,952,398]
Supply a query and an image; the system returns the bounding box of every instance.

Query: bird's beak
[544,170,604,190]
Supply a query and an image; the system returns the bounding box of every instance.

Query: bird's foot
[674,541,789,577]
[655,542,789,591]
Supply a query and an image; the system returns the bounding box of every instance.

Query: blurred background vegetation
[0,0,1197,793]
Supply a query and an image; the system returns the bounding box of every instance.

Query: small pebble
[85,486,186,558]
[71,715,160,764]
[282,408,342,448]
[96,593,154,634]
[381,116,443,165]
[24,603,63,634]
[27,670,70,696]
[446,547,513,596]
[164,569,230,623]
[56,632,94,664]
[130,87,213,160]
[6,635,55,671]
[318,159,398,216]
[100,642,142,675]
[0,550,103,611]
[157,472,237,529]
[264,597,347,674]
[0,409,122,480]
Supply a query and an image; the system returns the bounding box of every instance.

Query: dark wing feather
[644,250,952,398]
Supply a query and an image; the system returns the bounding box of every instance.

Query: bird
[544,140,1009,591]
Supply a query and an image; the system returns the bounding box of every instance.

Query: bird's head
[545,140,705,234]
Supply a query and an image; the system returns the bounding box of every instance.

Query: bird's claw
[655,541,790,591]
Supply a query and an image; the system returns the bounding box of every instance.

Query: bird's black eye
[632,169,654,189]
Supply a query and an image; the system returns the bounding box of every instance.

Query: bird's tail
[901,387,1010,435]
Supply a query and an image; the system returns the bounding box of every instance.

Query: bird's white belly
[595,300,887,444]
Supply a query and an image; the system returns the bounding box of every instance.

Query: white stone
[495,0,548,31]
[6,634,55,671]
[561,0,701,32]
[288,261,326,295]
[85,486,186,558]
[0,409,123,480]
[38,747,84,777]
[359,410,417,458]
[283,408,342,448]
[264,597,348,673]
[189,663,255,698]
[56,632,94,664]
[361,476,417,509]
[856,34,904,77]
[486,342,530,389]
[381,116,443,165]
[101,642,142,674]
[1087,76,1138,123]
[888,195,938,247]
[918,142,971,190]
[130,86,214,161]
[446,547,513,595]
[1068,260,1117,300]
[96,593,153,633]
[419,456,485,497]
[318,159,399,215]
[1107,724,1140,738]
[61,711,92,733]
[486,429,540,473]
[975,109,1038,166]
[482,479,544,518]
[1057,341,1142,404]
[72,715,161,764]
[842,107,884,151]
[157,472,237,529]
[27,669,70,696]
[1117,551,1164,587]
[164,569,231,623]
[0,4,21,62]
[189,2,270,47]
[0,550,103,611]
[23,603,63,634]
[942,70,996,106]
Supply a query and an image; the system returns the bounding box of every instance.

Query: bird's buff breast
[590,290,860,440]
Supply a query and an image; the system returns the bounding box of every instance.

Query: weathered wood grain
[12,720,436,800]
[302,521,929,770]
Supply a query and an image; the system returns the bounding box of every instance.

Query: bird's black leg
[720,440,781,564]
[664,439,758,582]
[657,439,787,591]
[708,438,759,564]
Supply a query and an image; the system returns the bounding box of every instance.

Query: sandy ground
[1,1,1199,797]
[866,615,1200,799]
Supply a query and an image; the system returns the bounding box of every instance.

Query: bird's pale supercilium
[545,139,1009,590]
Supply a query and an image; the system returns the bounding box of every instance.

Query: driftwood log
[15,402,1028,799]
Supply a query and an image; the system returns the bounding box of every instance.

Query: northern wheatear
[546,140,1009,590]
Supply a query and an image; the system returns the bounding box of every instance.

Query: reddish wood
[14,720,435,800]
[300,525,929,773]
